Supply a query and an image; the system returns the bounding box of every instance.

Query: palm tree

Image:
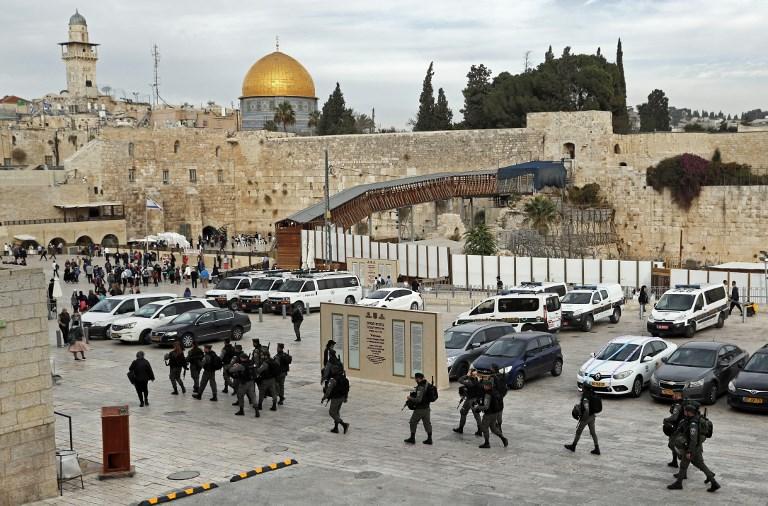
[523,195,559,235]
[273,101,296,132]
[308,110,321,131]
[463,223,497,255]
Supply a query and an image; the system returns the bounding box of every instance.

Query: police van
[265,271,362,313]
[647,284,729,338]
[506,281,568,298]
[238,276,290,312]
[205,269,291,310]
[560,283,625,331]
[453,293,562,332]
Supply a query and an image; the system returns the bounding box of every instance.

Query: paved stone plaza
[31,259,768,505]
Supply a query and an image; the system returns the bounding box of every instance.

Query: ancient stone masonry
[62,111,768,262]
[0,267,58,505]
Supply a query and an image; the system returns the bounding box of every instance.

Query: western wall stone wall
[0,128,84,168]
[59,111,768,262]
[0,266,58,505]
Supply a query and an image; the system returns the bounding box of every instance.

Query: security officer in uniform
[322,365,350,434]
[663,401,684,468]
[220,338,235,394]
[564,382,600,455]
[255,349,278,412]
[186,341,204,393]
[192,344,218,401]
[232,353,259,417]
[404,372,432,445]
[453,368,483,436]
[273,343,292,405]
[667,401,720,492]
[477,380,508,448]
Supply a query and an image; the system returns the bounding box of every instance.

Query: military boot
[479,438,490,449]
[404,434,416,444]
[342,422,350,434]
[667,480,683,490]
[234,409,244,416]
[452,426,464,434]
[331,422,339,433]
[423,434,433,445]
[707,478,720,493]
[564,444,576,452]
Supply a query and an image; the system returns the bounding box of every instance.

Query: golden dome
[241,51,316,98]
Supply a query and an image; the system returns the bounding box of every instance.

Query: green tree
[612,38,630,133]
[354,113,375,133]
[317,83,357,135]
[273,101,296,133]
[463,223,497,255]
[638,89,670,132]
[544,45,554,63]
[263,120,278,132]
[523,195,559,235]
[308,110,320,131]
[434,88,453,130]
[414,62,436,131]
[460,64,492,129]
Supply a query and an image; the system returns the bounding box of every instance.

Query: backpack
[212,354,223,371]
[426,382,438,403]
[334,375,350,397]
[493,373,508,399]
[698,412,713,440]
[589,395,603,415]
[269,359,282,377]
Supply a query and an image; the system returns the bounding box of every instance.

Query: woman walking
[128,351,155,407]
[58,308,71,344]
[67,311,89,360]
[638,286,649,316]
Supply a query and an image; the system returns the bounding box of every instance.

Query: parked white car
[81,293,176,339]
[358,288,423,310]
[561,283,625,331]
[265,272,362,313]
[577,335,678,397]
[109,298,215,344]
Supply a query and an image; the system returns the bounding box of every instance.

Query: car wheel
[551,359,563,377]
[103,325,111,340]
[140,329,152,345]
[410,302,419,310]
[345,296,355,304]
[228,299,239,311]
[582,315,594,332]
[684,322,696,338]
[232,326,243,341]
[181,333,194,348]
[716,313,725,329]
[609,308,621,324]
[631,376,643,398]
[511,371,525,390]
[453,361,469,379]
[704,382,718,405]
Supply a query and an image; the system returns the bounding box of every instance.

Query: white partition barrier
[619,260,637,287]
[516,257,532,284]
[531,257,548,282]
[549,258,565,284]
[584,259,601,284]
[453,254,467,288]
[566,258,583,284]
[428,246,439,279]
[467,255,483,288]
[499,256,515,287]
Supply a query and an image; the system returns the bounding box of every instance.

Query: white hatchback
[577,335,677,397]
[109,298,215,344]
[358,288,423,310]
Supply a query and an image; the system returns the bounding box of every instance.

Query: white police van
[561,283,625,331]
[506,281,568,298]
[265,271,362,313]
[647,284,729,338]
[453,292,562,332]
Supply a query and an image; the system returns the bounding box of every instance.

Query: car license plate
[657,324,669,330]
[111,332,121,338]
[661,388,675,396]
[744,397,764,404]
[591,381,607,388]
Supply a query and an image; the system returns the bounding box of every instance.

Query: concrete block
[14,404,49,427]
[0,362,39,383]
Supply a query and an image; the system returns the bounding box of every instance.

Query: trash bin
[100,405,133,477]
[56,449,82,480]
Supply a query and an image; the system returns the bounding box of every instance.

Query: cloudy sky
[2,0,766,128]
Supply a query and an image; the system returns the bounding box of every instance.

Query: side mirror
[158,313,166,319]
[469,342,480,349]
[661,356,668,363]
[525,351,535,358]
[593,301,600,305]
[590,352,596,358]
[642,355,654,363]
[695,305,703,311]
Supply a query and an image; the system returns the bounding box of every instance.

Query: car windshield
[215,278,241,290]
[595,343,640,361]
[562,293,592,304]
[280,279,305,292]
[366,290,390,300]
[443,330,473,349]
[666,348,716,368]
[171,312,199,325]
[656,293,695,311]
[250,278,275,290]
[134,303,162,318]
[485,339,526,358]
[744,353,768,373]
[89,298,122,313]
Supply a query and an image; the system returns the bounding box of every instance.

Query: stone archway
[75,235,93,246]
[563,142,576,159]
[101,234,119,247]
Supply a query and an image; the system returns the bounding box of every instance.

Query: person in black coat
[129,351,155,407]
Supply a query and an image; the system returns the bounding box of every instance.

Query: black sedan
[728,344,768,412]
[650,341,748,404]
[151,308,250,348]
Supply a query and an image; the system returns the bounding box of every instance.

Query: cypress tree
[414,62,436,131]
[434,88,453,130]
[611,38,629,133]
[460,64,492,129]
[544,45,554,62]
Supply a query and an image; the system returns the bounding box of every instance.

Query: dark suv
[151,308,250,348]
[728,344,768,412]
[471,332,563,390]
[445,322,515,380]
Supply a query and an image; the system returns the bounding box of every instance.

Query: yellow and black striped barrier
[230,458,298,482]
[138,483,218,506]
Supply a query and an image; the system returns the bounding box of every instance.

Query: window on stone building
[189,169,197,183]
[217,170,224,183]
[173,140,180,154]
[215,146,221,158]
[128,169,136,182]
[128,142,134,157]
[162,170,169,184]
[11,136,16,146]
[45,155,53,166]
[563,142,576,159]
[93,186,98,195]
[614,143,621,154]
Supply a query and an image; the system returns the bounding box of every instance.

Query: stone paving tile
[20,257,768,504]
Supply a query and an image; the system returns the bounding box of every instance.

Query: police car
[577,335,677,397]
[560,283,625,331]
[647,284,728,338]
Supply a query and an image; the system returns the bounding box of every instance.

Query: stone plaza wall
[58,111,768,262]
[0,266,57,505]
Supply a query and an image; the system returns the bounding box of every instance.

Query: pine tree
[434,88,453,130]
[317,83,356,135]
[596,47,602,57]
[414,62,436,131]
[638,89,670,132]
[460,64,492,129]
[544,45,554,62]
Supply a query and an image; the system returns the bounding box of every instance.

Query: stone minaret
[59,10,99,98]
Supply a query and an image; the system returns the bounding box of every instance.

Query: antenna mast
[150,44,171,108]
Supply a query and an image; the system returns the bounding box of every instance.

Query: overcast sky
[2,0,766,128]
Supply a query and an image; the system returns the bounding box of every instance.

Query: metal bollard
[56,330,62,348]
[83,326,89,344]
[743,307,746,324]
[446,299,451,312]
[305,303,309,315]
[282,304,287,319]
[258,307,263,323]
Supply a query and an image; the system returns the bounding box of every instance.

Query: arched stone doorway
[563,142,576,159]
[75,235,93,246]
[101,234,119,247]
[48,237,66,253]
